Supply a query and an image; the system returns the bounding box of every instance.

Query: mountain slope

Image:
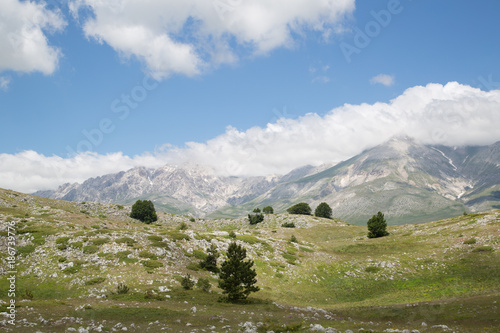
[36,138,500,225]
[1,188,499,332]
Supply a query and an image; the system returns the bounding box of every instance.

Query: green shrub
[290,235,298,243]
[57,244,68,250]
[116,250,132,259]
[282,222,295,228]
[282,253,297,264]
[248,213,264,225]
[139,250,158,259]
[56,236,71,245]
[32,237,46,246]
[97,252,113,259]
[228,230,237,239]
[70,241,83,249]
[189,217,195,222]
[299,246,314,253]
[117,283,129,294]
[73,259,86,266]
[151,241,170,249]
[463,238,477,245]
[367,211,389,238]
[91,225,100,229]
[181,274,195,290]
[196,278,211,292]
[58,256,67,262]
[263,206,274,214]
[17,245,36,255]
[83,245,99,254]
[472,246,494,252]
[287,203,312,215]
[130,200,157,224]
[85,277,106,285]
[121,257,139,264]
[365,266,382,273]
[236,235,260,244]
[22,289,34,300]
[91,238,109,245]
[178,222,188,230]
[167,231,190,242]
[115,237,137,246]
[147,235,163,242]
[142,260,163,269]
[314,202,332,219]
[186,262,201,271]
[192,250,207,260]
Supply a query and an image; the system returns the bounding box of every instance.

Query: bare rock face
[35,137,500,224]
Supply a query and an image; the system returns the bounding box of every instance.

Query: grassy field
[0,188,499,332]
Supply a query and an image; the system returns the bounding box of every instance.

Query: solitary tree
[367,211,389,238]
[200,244,219,273]
[252,208,261,213]
[315,202,333,219]
[218,242,259,302]
[262,206,274,214]
[130,200,157,224]
[287,202,312,215]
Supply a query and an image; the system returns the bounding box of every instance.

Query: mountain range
[35,137,500,225]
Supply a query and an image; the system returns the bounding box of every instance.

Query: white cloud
[0,76,11,91]
[0,151,169,194]
[0,0,66,75]
[2,82,500,193]
[70,0,355,79]
[370,74,395,86]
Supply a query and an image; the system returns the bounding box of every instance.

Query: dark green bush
[287,203,311,215]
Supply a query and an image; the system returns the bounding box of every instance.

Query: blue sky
[1,0,500,192]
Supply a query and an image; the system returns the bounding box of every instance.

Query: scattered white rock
[310,323,326,332]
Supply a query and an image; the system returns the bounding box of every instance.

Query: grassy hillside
[0,188,499,332]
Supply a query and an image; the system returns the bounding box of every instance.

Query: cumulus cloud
[0,151,169,194]
[69,0,355,79]
[0,0,66,75]
[370,74,395,86]
[0,76,11,91]
[2,82,500,193]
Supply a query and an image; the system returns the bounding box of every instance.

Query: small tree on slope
[218,242,259,302]
[130,200,157,224]
[367,211,389,238]
[314,202,332,219]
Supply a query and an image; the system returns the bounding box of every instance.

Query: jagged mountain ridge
[36,137,500,224]
[36,163,330,217]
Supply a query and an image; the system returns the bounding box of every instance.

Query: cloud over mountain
[1,82,500,193]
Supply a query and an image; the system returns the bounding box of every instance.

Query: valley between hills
[1,187,499,332]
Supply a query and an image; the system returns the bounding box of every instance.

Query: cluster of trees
[286,202,333,219]
[247,206,273,225]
